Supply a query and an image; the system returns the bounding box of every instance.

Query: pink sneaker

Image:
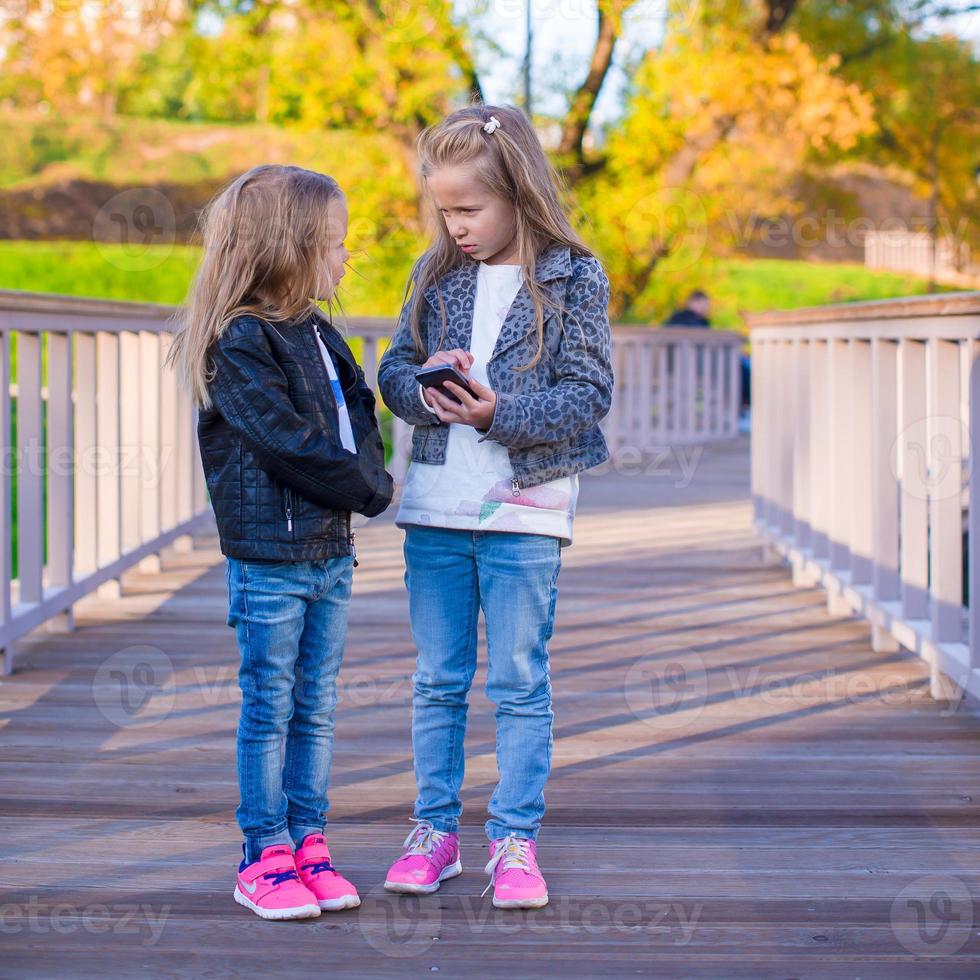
[384,820,462,894]
[233,844,321,920]
[483,835,549,909]
[295,833,360,912]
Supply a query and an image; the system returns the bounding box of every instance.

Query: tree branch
[558,1,631,169]
[762,0,799,37]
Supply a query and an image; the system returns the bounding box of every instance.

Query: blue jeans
[403,525,562,841]
[225,556,354,864]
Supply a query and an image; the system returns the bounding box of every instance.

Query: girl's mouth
[460,244,478,253]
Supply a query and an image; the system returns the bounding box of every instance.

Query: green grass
[0,240,411,318]
[708,257,947,329]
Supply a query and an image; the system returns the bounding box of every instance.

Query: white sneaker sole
[384,859,463,894]
[233,886,321,920]
[492,892,549,910]
[317,893,361,912]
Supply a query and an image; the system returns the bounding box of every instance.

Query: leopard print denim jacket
[377,243,614,489]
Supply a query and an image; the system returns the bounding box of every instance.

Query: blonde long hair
[408,104,594,370]
[166,164,345,409]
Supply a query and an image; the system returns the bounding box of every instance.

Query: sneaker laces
[402,818,449,857]
[263,869,301,886]
[482,835,534,897]
[300,858,336,876]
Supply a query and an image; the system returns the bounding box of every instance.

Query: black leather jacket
[198,309,394,561]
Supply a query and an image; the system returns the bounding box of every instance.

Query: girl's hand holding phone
[420,349,496,429]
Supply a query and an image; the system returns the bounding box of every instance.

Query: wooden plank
[3,436,980,974]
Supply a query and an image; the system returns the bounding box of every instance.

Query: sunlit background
[0,0,977,328]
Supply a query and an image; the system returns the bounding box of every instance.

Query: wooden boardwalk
[2,434,980,978]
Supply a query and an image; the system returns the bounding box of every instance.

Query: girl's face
[315,197,350,301]
[427,166,519,265]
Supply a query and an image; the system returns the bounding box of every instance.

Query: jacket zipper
[511,478,521,498]
[283,486,293,532]
[347,513,359,567]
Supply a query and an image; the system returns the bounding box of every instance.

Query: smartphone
[415,364,476,405]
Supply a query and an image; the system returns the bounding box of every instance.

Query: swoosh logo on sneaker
[241,878,258,894]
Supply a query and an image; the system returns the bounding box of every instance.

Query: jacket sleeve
[479,258,613,450]
[377,286,443,427]
[207,322,393,518]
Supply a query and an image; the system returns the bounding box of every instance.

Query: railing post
[603,336,621,453]
[17,331,44,608]
[0,330,11,674]
[775,340,794,536]
[97,332,122,599]
[655,344,667,444]
[809,339,829,560]
[870,337,900,652]
[45,330,74,633]
[74,333,98,578]
[827,338,852,613]
[792,338,812,561]
[159,333,178,537]
[899,339,929,622]
[637,337,653,454]
[927,337,965,698]
[726,342,740,436]
[750,339,765,524]
[138,331,162,573]
[172,367,194,553]
[969,343,980,677]
[849,339,874,588]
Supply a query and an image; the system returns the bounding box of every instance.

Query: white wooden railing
[603,326,744,450]
[748,292,980,701]
[0,291,213,674]
[0,292,743,673]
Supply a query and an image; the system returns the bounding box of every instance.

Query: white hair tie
[483,115,501,135]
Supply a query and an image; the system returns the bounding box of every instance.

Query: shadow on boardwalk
[2,435,980,978]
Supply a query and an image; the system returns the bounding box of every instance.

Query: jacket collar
[420,243,573,360]
[422,243,572,307]
[308,309,357,373]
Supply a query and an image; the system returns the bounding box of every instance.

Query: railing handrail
[0,289,749,345]
[613,324,744,344]
[746,290,980,327]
